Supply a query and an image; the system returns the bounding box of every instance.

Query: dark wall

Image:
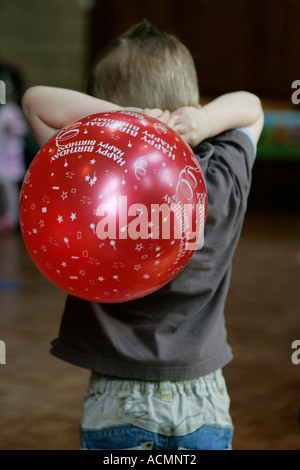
[88,0,300,100]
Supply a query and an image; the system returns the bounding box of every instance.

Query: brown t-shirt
[50,128,256,380]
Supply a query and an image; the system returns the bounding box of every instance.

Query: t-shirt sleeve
[208,127,257,194]
[192,127,256,240]
[235,127,257,157]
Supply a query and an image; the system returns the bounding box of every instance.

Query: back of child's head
[87,20,199,111]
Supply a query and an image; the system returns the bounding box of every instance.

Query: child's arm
[22,86,173,147]
[22,86,123,147]
[167,91,264,147]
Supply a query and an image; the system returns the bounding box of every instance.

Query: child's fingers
[158,110,171,123]
[167,114,177,127]
[173,120,188,136]
[143,108,160,118]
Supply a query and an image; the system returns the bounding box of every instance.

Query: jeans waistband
[88,369,225,399]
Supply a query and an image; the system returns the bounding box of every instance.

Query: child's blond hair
[87,20,199,111]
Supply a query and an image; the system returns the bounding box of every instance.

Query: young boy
[22,21,264,450]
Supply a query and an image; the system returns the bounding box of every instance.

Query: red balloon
[19,111,207,302]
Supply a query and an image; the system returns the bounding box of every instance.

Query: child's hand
[141,106,211,148]
[143,108,171,123]
[168,106,210,147]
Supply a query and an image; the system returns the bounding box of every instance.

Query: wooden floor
[0,211,299,450]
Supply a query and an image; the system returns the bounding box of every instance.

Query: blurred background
[0,0,299,450]
[1,0,299,97]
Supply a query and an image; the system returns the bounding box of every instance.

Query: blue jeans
[80,369,233,450]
